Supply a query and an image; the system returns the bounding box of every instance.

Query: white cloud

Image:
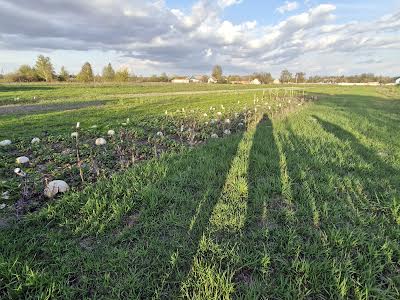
[204,48,213,57]
[218,0,242,8]
[276,1,299,14]
[0,0,399,75]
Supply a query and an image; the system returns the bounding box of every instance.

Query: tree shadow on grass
[201,107,400,299]
[271,118,400,298]
[311,92,400,147]
[313,115,399,187]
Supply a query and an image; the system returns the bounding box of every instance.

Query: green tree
[115,68,129,82]
[160,72,169,82]
[280,69,292,84]
[35,55,54,82]
[102,63,115,81]
[77,62,94,83]
[252,72,273,84]
[295,72,306,83]
[58,66,69,81]
[211,65,223,82]
[16,65,38,82]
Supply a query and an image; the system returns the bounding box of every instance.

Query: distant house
[396,78,400,85]
[251,78,261,85]
[171,77,190,83]
[273,79,281,84]
[208,77,218,84]
[190,75,204,83]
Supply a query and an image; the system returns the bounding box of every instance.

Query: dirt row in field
[0,100,107,116]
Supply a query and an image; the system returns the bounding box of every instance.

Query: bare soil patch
[0,100,107,116]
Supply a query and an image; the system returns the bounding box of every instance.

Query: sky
[0,0,399,77]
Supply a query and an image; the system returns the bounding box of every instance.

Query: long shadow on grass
[233,116,322,299]
[313,115,399,189]
[271,119,400,298]
[178,116,286,299]
[233,116,284,298]
[225,108,400,298]
[135,131,250,298]
[312,92,400,148]
[102,132,249,298]
[0,131,246,299]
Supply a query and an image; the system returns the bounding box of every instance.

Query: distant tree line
[225,73,274,84]
[210,67,395,84]
[2,55,131,83]
[0,56,396,84]
[278,70,393,84]
[307,73,394,84]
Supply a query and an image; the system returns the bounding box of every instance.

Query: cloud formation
[276,1,299,14]
[0,0,399,75]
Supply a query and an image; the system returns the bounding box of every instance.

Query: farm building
[171,77,190,83]
[251,78,261,85]
[208,77,218,84]
[396,78,400,85]
[190,76,204,83]
[273,79,281,84]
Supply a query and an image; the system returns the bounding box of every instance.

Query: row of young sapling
[0,89,313,215]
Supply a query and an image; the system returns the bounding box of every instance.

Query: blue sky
[167,0,399,24]
[0,0,399,77]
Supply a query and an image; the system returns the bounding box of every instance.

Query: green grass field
[0,82,277,107]
[0,83,399,299]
